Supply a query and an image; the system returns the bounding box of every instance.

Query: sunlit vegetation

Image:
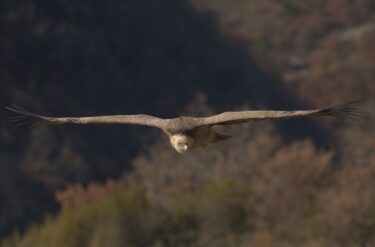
[3,102,375,246]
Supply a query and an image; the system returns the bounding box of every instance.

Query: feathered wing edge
[5,105,67,127]
[5,105,168,128]
[200,100,368,127]
[315,100,368,121]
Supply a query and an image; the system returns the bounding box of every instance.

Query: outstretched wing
[199,101,365,127]
[5,105,168,129]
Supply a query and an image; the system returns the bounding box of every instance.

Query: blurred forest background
[1,0,375,246]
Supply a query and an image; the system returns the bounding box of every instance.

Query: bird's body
[6,101,364,153]
[168,125,230,153]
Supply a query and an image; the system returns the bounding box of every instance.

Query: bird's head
[170,134,194,154]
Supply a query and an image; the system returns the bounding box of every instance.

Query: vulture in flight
[6,101,364,153]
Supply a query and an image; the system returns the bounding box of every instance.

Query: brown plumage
[5,101,365,153]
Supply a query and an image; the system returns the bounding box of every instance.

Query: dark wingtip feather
[5,105,50,127]
[318,100,369,122]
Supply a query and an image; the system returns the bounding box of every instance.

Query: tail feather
[210,132,232,143]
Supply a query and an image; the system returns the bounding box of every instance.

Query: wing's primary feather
[200,101,366,126]
[5,105,167,129]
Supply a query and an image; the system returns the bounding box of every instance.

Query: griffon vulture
[6,101,364,153]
